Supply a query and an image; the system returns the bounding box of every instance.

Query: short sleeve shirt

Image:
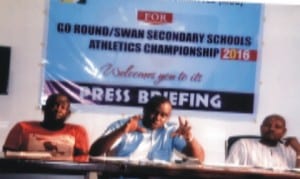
[3,121,89,159]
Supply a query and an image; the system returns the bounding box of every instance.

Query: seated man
[89,95,205,162]
[226,114,300,169]
[3,93,89,161]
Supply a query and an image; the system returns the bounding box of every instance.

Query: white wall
[0,0,300,164]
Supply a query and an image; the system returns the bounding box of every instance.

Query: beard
[43,111,68,130]
[52,117,67,127]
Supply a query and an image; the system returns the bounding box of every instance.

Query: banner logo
[137,11,173,25]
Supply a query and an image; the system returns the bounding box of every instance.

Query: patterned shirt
[3,121,89,160]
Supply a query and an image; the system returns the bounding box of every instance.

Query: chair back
[225,135,260,159]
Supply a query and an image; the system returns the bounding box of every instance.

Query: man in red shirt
[3,93,89,162]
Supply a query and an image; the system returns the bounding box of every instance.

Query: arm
[172,117,205,162]
[89,115,146,156]
[297,154,300,168]
[226,139,246,165]
[89,123,127,156]
[3,123,23,151]
[74,125,89,156]
[284,137,300,168]
[182,136,205,162]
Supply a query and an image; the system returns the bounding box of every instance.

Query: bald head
[262,114,286,127]
[260,114,287,145]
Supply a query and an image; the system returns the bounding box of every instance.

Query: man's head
[260,114,286,145]
[142,96,172,130]
[42,93,71,129]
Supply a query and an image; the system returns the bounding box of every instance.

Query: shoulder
[102,118,128,135]
[278,142,295,153]
[232,138,260,148]
[237,138,260,143]
[107,118,128,128]
[14,121,41,128]
[7,121,41,134]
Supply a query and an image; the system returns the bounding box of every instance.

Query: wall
[0,0,300,164]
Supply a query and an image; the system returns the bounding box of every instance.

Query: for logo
[137,11,173,25]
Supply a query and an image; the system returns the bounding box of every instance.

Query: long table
[1,156,300,179]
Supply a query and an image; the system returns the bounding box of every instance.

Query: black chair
[225,135,261,159]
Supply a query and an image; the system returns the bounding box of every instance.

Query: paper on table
[289,168,300,173]
[89,156,130,162]
[203,162,254,169]
[5,151,52,159]
[89,156,172,166]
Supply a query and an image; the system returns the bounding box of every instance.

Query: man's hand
[123,115,147,133]
[285,137,300,154]
[171,116,193,142]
